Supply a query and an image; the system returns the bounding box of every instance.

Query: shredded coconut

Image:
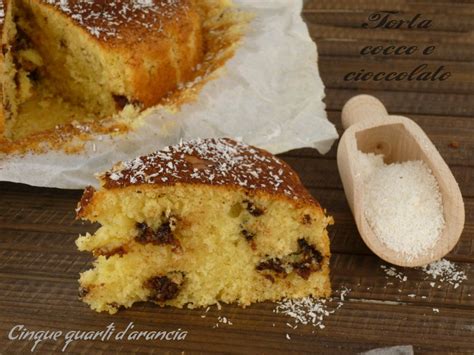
[274,286,350,336]
[421,258,467,286]
[381,259,467,289]
[358,152,445,261]
[104,138,306,200]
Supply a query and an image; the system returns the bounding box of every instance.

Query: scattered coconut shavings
[381,259,468,290]
[421,259,467,287]
[213,316,233,328]
[274,287,350,336]
[200,306,211,318]
[381,265,407,281]
[433,308,440,313]
[102,138,313,202]
[200,305,233,329]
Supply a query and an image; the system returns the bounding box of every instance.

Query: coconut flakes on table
[421,259,467,287]
[274,286,351,336]
[381,259,467,288]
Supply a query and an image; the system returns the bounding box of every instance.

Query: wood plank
[1,187,473,265]
[0,253,473,353]
[307,24,474,45]
[303,0,474,16]
[318,56,474,94]
[2,242,472,309]
[315,40,474,63]
[324,88,474,116]
[1,167,473,262]
[284,112,474,168]
[2,299,473,353]
[281,157,474,198]
[303,12,474,33]
[306,187,474,261]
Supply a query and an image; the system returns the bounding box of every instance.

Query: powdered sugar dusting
[42,0,189,40]
[103,138,315,203]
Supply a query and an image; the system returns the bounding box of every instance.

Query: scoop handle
[341,95,389,130]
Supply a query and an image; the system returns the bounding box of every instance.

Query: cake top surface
[102,138,317,204]
[41,0,193,42]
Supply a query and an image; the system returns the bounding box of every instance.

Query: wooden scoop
[337,95,464,267]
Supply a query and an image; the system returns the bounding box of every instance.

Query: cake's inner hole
[5,0,136,139]
[256,238,323,280]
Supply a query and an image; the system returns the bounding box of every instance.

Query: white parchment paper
[0,0,338,189]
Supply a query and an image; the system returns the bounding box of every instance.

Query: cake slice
[76,138,333,314]
[1,0,203,140]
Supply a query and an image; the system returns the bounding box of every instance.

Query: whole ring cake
[76,138,333,314]
[1,0,203,140]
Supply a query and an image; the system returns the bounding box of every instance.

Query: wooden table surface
[1,1,473,353]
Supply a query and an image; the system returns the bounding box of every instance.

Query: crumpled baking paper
[0,0,338,189]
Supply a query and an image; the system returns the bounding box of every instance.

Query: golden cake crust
[2,0,203,114]
[26,0,203,107]
[75,139,332,314]
[77,138,322,218]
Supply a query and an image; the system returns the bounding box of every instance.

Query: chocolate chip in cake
[78,286,90,299]
[59,39,68,49]
[13,73,20,87]
[256,239,324,280]
[13,27,33,52]
[297,238,323,264]
[93,246,127,259]
[145,276,180,302]
[243,200,264,217]
[135,221,180,248]
[241,229,254,242]
[113,94,130,110]
[28,68,41,83]
[241,229,256,250]
[302,214,312,225]
[256,257,285,274]
[289,238,324,280]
